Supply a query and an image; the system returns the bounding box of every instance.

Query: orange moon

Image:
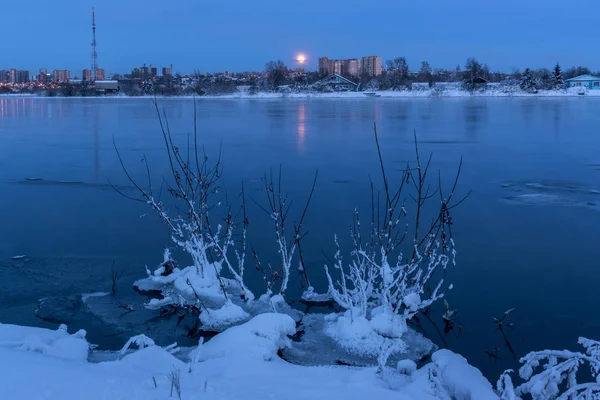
[296,54,306,64]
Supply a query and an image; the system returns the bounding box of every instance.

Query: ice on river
[501,180,600,210]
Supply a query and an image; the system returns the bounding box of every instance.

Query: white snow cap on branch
[498,337,600,399]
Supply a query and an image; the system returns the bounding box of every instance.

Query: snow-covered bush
[118,100,319,333]
[115,101,254,304]
[498,337,600,399]
[322,128,464,369]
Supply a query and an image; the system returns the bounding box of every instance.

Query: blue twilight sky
[1,0,598,75]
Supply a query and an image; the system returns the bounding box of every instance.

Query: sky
[1,0,599,76]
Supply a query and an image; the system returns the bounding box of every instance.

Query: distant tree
[418,61,433,86]
[364,77,379,92]
[520,68,538,93]
[550,63,566,90]
[387,57,410,89]
[564,66,591,80]
[534,68,552,90]
[481,64,491,82]
[265,60,288,90]
[463,57,483,91]
[377,70,392,90]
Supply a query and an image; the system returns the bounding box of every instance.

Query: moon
[296,54,306,64]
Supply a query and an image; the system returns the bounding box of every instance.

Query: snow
[429,350,498,400]
[5,86,600,100]
[324,309,408,358]
[301,286,333,303]
[0,323,89,362]
[199,300,250,332]
[0,316,499,400]
[134,264,242,309]
[281,313,434,367]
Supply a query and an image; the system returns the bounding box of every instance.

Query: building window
[595,82,599,87]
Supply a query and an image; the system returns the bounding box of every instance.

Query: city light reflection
[297,103,306,154]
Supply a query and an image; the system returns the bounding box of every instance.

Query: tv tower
[91,7,98,83]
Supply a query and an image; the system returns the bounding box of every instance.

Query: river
[1,96,599,379]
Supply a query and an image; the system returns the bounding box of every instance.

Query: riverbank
[2,87,600,99]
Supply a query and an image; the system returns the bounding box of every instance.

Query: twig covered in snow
[251,167,318,295]
[498,337,600,400]
[168,367,182,400]
[118,334,156,358]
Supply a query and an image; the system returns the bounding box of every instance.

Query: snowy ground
[0,315,498,399]
[2,86,600,99]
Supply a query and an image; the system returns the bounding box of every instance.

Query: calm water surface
[1,96,600,379]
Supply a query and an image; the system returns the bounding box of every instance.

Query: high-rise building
[16,70,29,83]
[52,70,70,83]
[95,68,105,81]
[150,67,157,77]
[318,57,331,75]
[83,69,92,81]
[9,69,17,83]
[344,59,359,77]
[130,68,142,79]
[360,56,382,77]
[320,56,370,78]
[38,69,48,84]
[0,70,8,83]
[162,66,172,77]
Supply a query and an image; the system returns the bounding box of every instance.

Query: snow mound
[200,299,250,331]
[0,323,89,362]
[119,345,184,373]
[324,308,408,358]
[199,313,296,361]
[135,264,245,309]
[429,349,497,400]
[0,321,498,399]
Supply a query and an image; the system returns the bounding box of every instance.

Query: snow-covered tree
[498,337,600,399]
[520,68,538,93]
[551,63,566,90]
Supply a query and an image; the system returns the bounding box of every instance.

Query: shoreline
[1,89,600,100]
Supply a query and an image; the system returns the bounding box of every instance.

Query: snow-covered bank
[0,316,497,400]
[2,86,600,99]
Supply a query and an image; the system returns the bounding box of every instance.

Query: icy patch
[200,300,250,331]
[199,313,296,362]
[282,313,435,367]
[501,180,600,210]
[81,292,109,303]
[0,323,89,362]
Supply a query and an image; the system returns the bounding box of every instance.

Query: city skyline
[1,0,599,74]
